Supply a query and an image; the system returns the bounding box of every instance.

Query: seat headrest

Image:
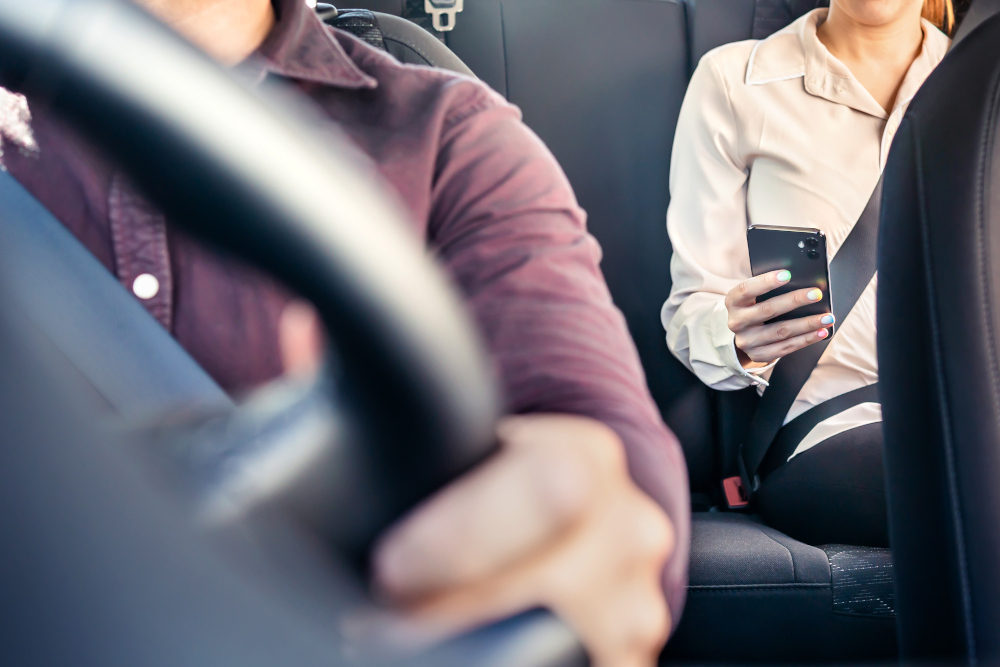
[751,0,828,39]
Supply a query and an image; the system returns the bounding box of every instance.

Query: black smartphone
[746,225,833,335]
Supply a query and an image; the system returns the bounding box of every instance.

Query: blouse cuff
[710,304,777,388]
[726,340,777,388]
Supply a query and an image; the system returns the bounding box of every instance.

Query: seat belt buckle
[723,448,758,510]
[722,476,750,509]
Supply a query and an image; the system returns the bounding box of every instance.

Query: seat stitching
[688,583,829,591]
[382,36,434,66]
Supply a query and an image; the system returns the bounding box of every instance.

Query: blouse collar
[745,8,950,119]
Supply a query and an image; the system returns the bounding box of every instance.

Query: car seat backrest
[749,0,828,39]
[335,0,829,497]
[878,12,1000,662]
[688,0,756,68]
[325,8,474,75]
[447,0,718,491]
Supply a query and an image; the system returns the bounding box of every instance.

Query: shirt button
[132,273,160,300]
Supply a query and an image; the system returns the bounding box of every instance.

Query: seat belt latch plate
[722,476,750,509]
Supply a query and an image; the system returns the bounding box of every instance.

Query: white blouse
[661,9,949,458]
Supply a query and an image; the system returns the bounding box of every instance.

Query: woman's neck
[137,0,276,65]
[818,6,923,64]
[816,5,924,112]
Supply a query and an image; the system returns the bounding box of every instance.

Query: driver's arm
[375,81,691,665]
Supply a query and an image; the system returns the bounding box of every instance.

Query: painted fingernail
[776,270,791,283]
[820,314,835,325]
[817,329,829,339]
[807,289,822,301]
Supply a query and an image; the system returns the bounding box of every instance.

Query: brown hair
[923,0,956,35]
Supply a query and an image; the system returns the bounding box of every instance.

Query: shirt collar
[745,8,950,119]
[891,18,950,110]
[240,0,378,90]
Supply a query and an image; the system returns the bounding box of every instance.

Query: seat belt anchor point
[722,476,751,509]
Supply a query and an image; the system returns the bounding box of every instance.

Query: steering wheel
[0,0,583,664]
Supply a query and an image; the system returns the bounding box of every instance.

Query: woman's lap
[755,421,888,547]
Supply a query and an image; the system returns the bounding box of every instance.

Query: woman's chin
[833,0,924,28]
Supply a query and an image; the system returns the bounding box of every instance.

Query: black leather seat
[321,6,474,75]
[878,10,1000,662]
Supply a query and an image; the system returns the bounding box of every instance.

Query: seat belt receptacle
[723,444,759,509]
[723,178,884,509]
[722,476,750,509]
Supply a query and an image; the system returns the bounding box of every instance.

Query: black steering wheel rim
[0,0,501,548]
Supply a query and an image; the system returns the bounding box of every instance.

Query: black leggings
[755,422,888,547]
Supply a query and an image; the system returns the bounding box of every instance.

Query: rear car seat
[450,0,718,499]
[331,0,899,661]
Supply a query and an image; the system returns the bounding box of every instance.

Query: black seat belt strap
[757,381,880,479]
[724,175,884,508]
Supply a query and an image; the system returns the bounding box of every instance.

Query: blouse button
[132,273,160,300]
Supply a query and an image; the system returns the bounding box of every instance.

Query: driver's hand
[279,302,675,667]
[725,270,834,367]
[371,414,674,667]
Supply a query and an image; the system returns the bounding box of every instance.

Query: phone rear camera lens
[805,237,819,248]
[807,248,820,259]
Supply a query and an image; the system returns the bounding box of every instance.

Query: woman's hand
[725,270,835,367]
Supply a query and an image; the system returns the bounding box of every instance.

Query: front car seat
[319,5,474,75]
[878,9,1000,662]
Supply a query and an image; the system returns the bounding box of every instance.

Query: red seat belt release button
[722,476,750,509]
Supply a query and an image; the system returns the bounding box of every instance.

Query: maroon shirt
[3,0,689,625]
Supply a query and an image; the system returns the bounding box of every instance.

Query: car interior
[2,0,1000,664]
[321,0,901,661]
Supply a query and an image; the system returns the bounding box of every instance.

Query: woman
[662,0,953,546]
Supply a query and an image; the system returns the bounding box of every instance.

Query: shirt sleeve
[429,82,690,626]
[660,54,765,390]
